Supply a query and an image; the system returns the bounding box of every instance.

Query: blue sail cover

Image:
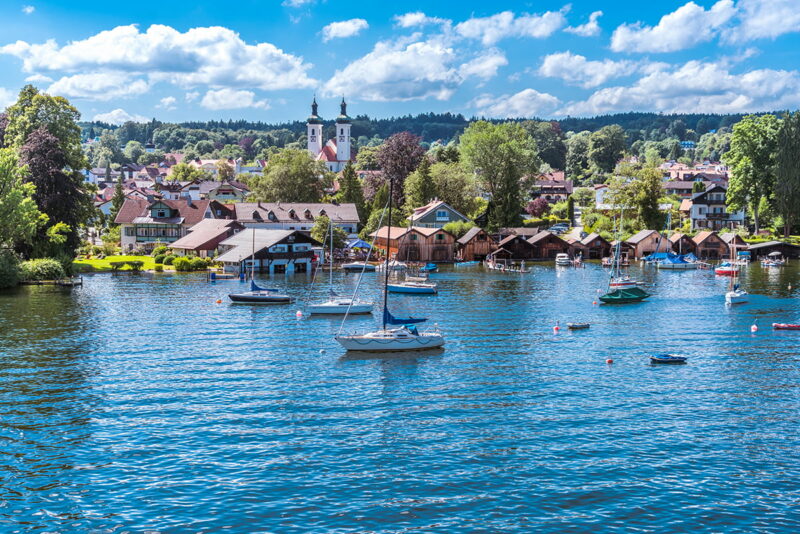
[643,252,673,262]
[682,253,699,262]
[660,254,690,264]
[383,308,427,325]
[347,238,372,249]
[251,280,279,292]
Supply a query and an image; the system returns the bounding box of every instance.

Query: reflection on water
[1,263,800,531]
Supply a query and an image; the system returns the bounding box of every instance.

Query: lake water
[2,262,800,532]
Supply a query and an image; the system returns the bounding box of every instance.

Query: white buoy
[296,310,303,318]
[751,319,758,333]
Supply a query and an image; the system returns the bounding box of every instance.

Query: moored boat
[555,253,572,266]
[454,261,479,267]
[230,280,293,304]
[387,281,437,294]
[309,297,372,314]
[567,322,590,330]
[725,286,748,305]
[715,262,739,276]
[420,263,438,273]
[650,354,688,364]
[342,262,376,272]
[599,286,650,304]
[773,323,800,330]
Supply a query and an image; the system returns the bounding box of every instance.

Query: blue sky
[1,0,799,124]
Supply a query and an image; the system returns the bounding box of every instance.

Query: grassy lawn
[73,255,160,273]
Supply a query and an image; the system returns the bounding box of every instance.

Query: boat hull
[600,287,650,304]
[308,301,373,315]
[387,283,437,294]
[650,354,687,364]
[342,263,376,272]
[335,332,445,351]
[229,292,292,304]
[567,323,590,330]
[773,323,800,330]
[657,262,697,270]
[725,290,748,305]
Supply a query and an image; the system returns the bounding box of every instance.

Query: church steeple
[307,96,322,125]
[336,97,351,124]
[306,95,323,157]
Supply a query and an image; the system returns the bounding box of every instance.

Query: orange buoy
[215,299,222,304]
[592,300,597,305]
[606,358,613,364]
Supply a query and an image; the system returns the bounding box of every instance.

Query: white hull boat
[336,326,445,351]
[376,260,407,272]
[309,299,373,315]
[725,288,748,305]
[657,262,697,270]
[342,262,376,272]
[555,253,572,266]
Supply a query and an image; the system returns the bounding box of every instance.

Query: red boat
[714,262,739,276]
[773,323,800,330]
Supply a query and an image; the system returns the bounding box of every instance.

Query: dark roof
[747,240,800,250]
[627,229,659,244]
[527,230,567,246]
[115,198,211,225]
[580,232,610,246]
[457,226,485,245]
[720,232,746,244]
[233,202,359,224]
[170,219,243,250]
[497,234,533,247]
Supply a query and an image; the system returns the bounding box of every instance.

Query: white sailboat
[309,218,372,315]
[335,178,444,352]
[725,245,748,305]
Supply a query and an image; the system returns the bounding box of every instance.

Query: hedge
[19,258,66,281]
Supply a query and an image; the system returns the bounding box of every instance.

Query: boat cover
[347,238,372,249]
[384,308,426,325]
[251,280,279,292]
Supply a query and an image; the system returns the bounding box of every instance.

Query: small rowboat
[773,323,800,330]
[650,354,688,364]
[567,323,590,330]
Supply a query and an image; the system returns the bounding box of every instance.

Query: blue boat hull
[387,284,437,294]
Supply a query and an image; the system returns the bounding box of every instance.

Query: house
[689,184,745,230]
[170,219,245,258]
[232,202,360,236]
[662,180,710,199]
[409,200,469,229]
[692,230,729,260]
[626,229,670,259]
[720,232,748,254]
[215,229,320,274]
[579,233,612,260]
[531,171,573,204]
[370,226,455,262]
[115,198,213,252]
[490,234,537,261]
[496,227,541,240]
[456,227,497,261]
[669,233,696,255]
[180,180,250,202]
[527,231,572,259]
[747,241,800,259]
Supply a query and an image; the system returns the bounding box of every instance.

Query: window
[478,234,486,241]
[340,128,344,135]
[311,128,315,135]
[156,210,166,218]
[436,234,444,240]
[124,227,135,236]
[436,210,449,220]
[410,234,418,241]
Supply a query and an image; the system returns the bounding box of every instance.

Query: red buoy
[606,359,613,364]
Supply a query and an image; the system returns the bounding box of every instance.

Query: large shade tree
[0,148,46,248]
[249,148,329,202]
[775,112,800,237]
[460,121,540,229]
[377,132,425,207]
[337,161,367,223]
[723,114,780,234]
[589,125,626,174]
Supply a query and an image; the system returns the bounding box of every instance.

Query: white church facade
[307,98,355,173]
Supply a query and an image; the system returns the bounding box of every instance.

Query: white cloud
[47,72,149,100]
[200,88,269,110]
[93,108,148,125]
[459,49,508,80]
[0,88,15,109]
[455,9,568,45]
[157,96,177,110]
[322,19,368,42]
[559,60,800,115]
[473,88,560,118]
[539,52,640,88]
[610,0,736,53]
[323,38,459,101]
[282,0,313,6]
[24,73,52,83]
[726,0,800,42]
[394,12,450,28]
[0,24,316,95]
[22,5,35,14]
[185,91,200,102]
[565,11,602,37]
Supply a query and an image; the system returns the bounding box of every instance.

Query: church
[306,97,355,173]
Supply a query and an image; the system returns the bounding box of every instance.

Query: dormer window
[268,210,277,222]
[252,211,262,220]
[319,209,327,217]
[288,209,296,219]
[304,209,312,219]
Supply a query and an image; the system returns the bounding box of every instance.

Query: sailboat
[335,178,445,352]
[229,229,293,304]
[308,219,373,315]
[725,244,748,305]
[600,211,650,304]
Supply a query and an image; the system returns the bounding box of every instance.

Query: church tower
[306,97,323,157]
[335,97,351,164]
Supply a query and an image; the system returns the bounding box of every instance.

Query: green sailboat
[600,210,650,304]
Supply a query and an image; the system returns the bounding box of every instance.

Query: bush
[154,264,164,272]
[91,245,103,256]
[152,246,168,256]
[19,258,66,281]
[173,257,192,271]
[154,254,166,264]
[190,257,208,271]
[0,250,20,289]
[163,255,176,265]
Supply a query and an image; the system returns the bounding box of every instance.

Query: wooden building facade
[456,227,497,261]
[692,230,729,260]
[371,226,455,262]
[527,231,572,259]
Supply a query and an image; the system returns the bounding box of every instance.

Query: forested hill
[80,111,766,147]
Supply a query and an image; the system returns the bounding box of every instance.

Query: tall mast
[382,176,394,329]
[329,215,334,288]
[251,227,255,280]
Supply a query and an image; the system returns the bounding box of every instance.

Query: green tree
[216,160,235,181]
[567,196,575,225]
[249,148,328,202]
[613,166,664,230]
[123,140,145,163]
[460,121,540,229]
[522,120,566,170]
[429,162,480,218]
[91,131,124,168]
[566,131,591,181]
[311,215,347,249]
[775,112,800,237]
[109,177,126,225]
[337,161,367,223]
[403,156,436,211]
[692,181,706,193]
[169,162,210,183]
[355,145,381,170]
[4,85,87,171]
[0,148,46,248]
[589,125,626,173]
[442,220,475,239]
[723,114,780,234]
